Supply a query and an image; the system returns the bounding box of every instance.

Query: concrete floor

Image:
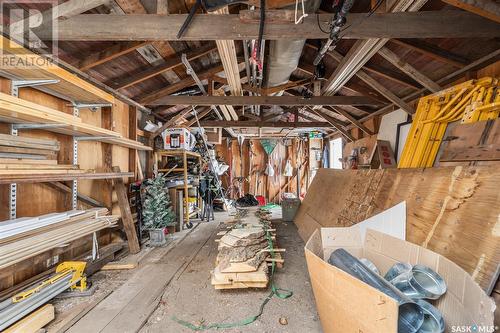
[139,215,321,333]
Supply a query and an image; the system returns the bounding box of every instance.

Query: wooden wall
[215,138,310,202]
[0,77,133,292]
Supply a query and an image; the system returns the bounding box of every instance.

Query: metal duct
[264,0,322,89]
[328,249,424,333]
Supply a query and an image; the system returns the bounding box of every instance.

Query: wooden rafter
[78,41,149,71]
[39,11,500,40]
[146,95,382,106]
[310,108,354,141]
[441,0,500,23]
[137,64,224,104]
[198,120,331,128]
[106,44,217,89]
[377,46,442,93]
[328,50,415,115]
[328,107,374,135]
[390,39,470,68]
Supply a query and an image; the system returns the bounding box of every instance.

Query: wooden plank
[78,41,149,71]
[4,304,54,333]
[43,11,500,40]
[137,64,224,104]
[66,223,211,333]
[311,109,355,141]
[441,0,500,23]
[294,166,500,290]
[0,171,134,184]
[101,262,137,270]
[330,107,374,135]
[148,95,381,106]
[198,120,332,128]
[390,39,469,68]
[106,44,216,89]
[0,37,115,104]
[45,182,105,207]
[112,166,140,254]
[377,46,442,92]
[327,49,415,115]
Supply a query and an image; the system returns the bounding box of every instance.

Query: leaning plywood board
[0,36,114,104]
[295,167,500,291]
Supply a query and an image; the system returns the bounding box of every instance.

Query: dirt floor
[140,216,321,333]
[48,212,321,332]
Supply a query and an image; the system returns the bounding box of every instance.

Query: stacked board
[0,92,151,151]
[211,207,284,289]
[0,133,60,161]
[0,208,118,269]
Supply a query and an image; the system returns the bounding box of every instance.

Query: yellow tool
[12,261,87,303]
[398,77,499,168]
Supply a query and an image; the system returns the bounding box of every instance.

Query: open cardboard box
[304,222,496,332]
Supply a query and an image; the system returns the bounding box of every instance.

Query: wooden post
[112,166,140,254]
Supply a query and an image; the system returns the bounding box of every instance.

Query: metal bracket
[72,107,79,210]
[70,102,112,112]
[12,123,68,130]
[11,79,59,97]
[74,136,116,141]
[181,54,223,120]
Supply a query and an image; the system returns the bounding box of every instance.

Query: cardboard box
[304,227,495,332]
[161,128,195,150]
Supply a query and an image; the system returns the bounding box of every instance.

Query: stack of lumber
[0,134,60,161]
[211,207,284,289]
[0,208,118,269]
[0,92,151,151]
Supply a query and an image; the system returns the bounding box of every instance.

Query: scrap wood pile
[0,208,118,269]
[211,207,284,290]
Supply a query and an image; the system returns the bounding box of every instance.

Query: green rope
[171,229,292,330]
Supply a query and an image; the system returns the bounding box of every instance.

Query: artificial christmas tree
[141,175,176,245]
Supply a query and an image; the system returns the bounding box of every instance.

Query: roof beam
[328,106,374,135]
[105,44,216,89]
[198,120,332,128]
[327,50,415,115]
[377,46,442,92]
[390,39,469,68]
[322,0,430,96]
[310,108,354,141]
[147,95,382,106]
[441,0,500,23]
[137,64,224,104]
[78,41,149,71]
[10,0,110,35]
[37,11,500,40]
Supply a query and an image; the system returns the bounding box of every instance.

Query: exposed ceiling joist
[390,39,470,68]
[146,95,382,106]
[78,41,149,71]
[37,11,500,40]
[10,0,110,34]
[310,108,354,141]
[322,0,429,96]
[198,120,331,128]
[105,44,216,89]
[328,107,374,135]
[328,50,415,115]
[441,0,500,23]
[137,64,224,104]
[377,46,442,92]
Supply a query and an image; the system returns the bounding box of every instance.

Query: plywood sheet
[295,166,500,290]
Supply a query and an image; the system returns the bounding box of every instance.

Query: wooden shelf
[156,149,201,158]
[0,171,134,184]
[0,36,114,104]
[0,92,151,151]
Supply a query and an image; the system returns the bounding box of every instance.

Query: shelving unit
[155,149,202,228]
